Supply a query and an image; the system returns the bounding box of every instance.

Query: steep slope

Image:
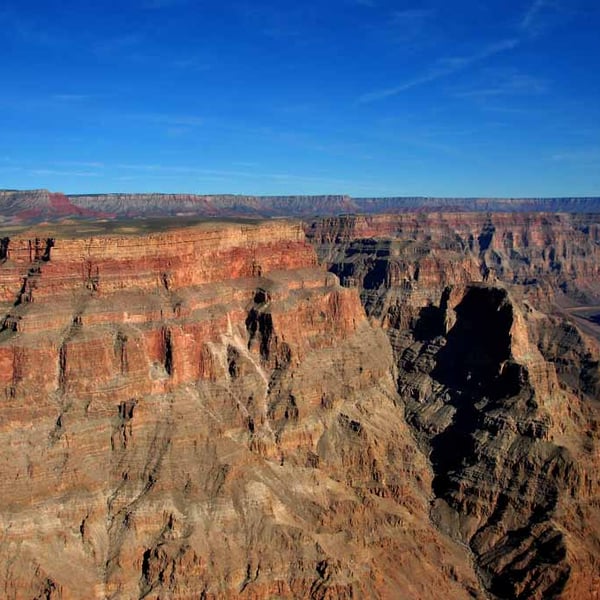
[0,221,482,598]
[308,213,600,599]
[0,190,111,221]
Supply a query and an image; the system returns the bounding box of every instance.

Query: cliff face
[308,213,600,599]
[307,212,600,313]
[0,221,482,599]
[1,211,598,599]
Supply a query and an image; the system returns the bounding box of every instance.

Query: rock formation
[307,212,600,599]
[0,220,482,598]
[0,208,598,598]
[1,189,599,223]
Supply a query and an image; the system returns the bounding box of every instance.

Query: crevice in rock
[432,287,512,393]
[114,331,129,375]
[0,237,9,260]
[112,399,137,450]
[84,260,100,293]
[42,238,54,262]
[161,327,173,376]
[477,217,495,252]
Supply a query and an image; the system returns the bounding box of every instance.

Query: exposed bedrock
[1,211,599,598]
[308,213,600,599]
[0,220,483,599]
[306,212,600,309]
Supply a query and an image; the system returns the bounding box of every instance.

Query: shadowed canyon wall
[307,212,600,599]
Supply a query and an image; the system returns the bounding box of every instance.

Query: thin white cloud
[142,0,189,8]
[128,113,204,127]
[551,149,600,163]
[108,162,379,189]
[116,163,197,173]
[452,71,547,98]
[392,9,435,22]
[54,161,105,168]
[368,7,437,46]
[93,33,143,57]
[520,0,568,36]
[52,94,93,102]
[232,161,260,168]
[0,8,64,48]
[521,0,547,31]
[170,57,212,71]
[30,169,100,177]
[358,39,519,103]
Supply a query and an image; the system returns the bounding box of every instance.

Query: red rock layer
[0,220,482,599]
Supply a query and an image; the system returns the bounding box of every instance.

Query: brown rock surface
[2,209,599,599]
[0,220,482,599]
[308,212,600,599]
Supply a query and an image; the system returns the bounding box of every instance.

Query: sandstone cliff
[0,220,482,599]
[308,212,600,599]
[1,210,598,599]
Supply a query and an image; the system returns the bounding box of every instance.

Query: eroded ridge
[309,212,600,599]
[0,220,482,599]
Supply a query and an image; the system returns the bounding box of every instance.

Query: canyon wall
[2,189,599,222]
[1,210,598,599]
[307,212,600,599]
[0,220,482,599]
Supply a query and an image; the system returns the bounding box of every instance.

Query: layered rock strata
[0,220,482,599]
[308,213,600,599]
[2,189,600,222]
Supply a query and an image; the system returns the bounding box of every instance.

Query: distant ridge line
[1,189,600,222]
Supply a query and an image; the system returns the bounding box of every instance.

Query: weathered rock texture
[1,210,599,599]
[308,213,600,599]
[0,220,482,599]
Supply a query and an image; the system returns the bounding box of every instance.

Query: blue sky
[1,0,599,196]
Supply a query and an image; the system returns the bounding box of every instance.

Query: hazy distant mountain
[1,189,600,223]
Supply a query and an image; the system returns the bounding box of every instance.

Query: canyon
[0,200,598,598]
[307,213,600,598]
[1,189,599,222]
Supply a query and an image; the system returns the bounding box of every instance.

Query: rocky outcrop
[308,213,600,599]
[1,209,598,599]
[0,190,110,221]
[306,212,600,311]
[0,220,482,599]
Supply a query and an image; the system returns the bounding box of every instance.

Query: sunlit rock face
[1,211,598,599]
[0,220,483,599]
[308,212,600,600]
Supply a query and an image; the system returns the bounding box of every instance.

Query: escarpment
[1,210,598,599]
[308,212,600,599]
[0,220,483,599]
[2,189,599,223]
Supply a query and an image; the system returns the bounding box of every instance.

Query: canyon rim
[0,192,598,598]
